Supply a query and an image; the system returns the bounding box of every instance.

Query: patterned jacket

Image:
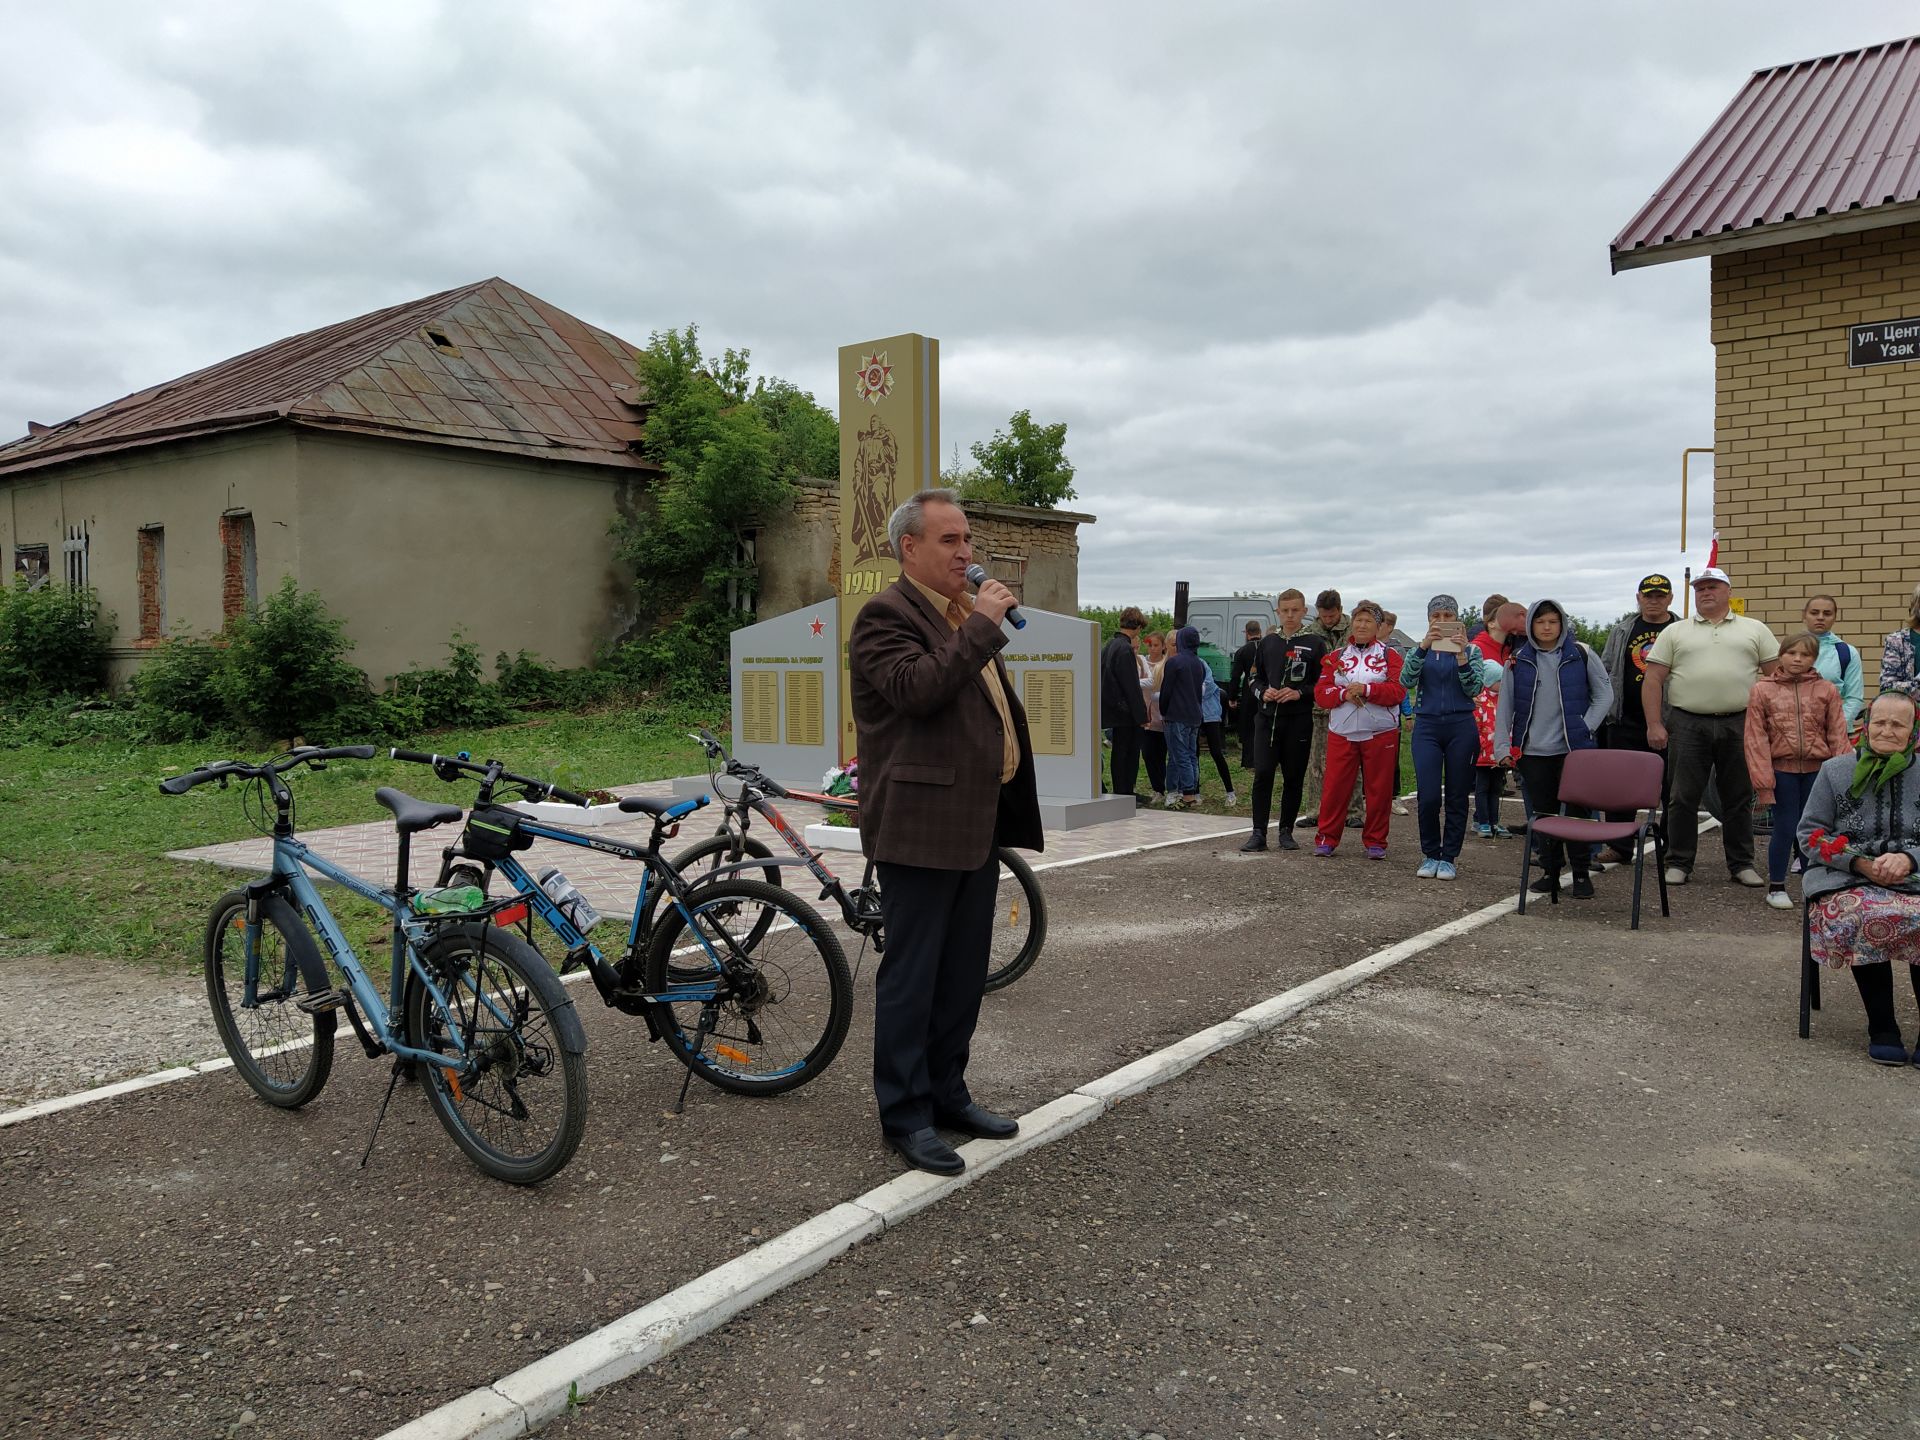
[1881,628,1919,698]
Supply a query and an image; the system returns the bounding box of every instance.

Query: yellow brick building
[1614,37,1920,692]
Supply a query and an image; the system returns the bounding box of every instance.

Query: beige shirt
[1645,612,1780,715]
[906,575,1020,782]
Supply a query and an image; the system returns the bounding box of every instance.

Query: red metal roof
[0,279,657,477]
[1611,34,1920,271]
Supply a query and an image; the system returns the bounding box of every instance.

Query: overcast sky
[2,1,1914,624]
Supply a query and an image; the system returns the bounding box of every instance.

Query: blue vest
[1509,642,1596,753]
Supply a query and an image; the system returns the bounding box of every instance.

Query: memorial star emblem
[809,617,824,637]
[854,351,894,404]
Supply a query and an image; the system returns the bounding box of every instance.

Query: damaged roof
[0,278,657,477]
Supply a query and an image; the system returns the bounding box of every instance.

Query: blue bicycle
[388,748,853,1102]
[160,746,589,1185]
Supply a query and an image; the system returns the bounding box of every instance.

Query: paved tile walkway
[166,779,1243,909]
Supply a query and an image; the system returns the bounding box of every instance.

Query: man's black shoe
[933,1103,1019,1140]
[1570,874,1595,899]
[885,1128,964,1175]
[1274,833,1299,850]
[1238,834,1267,853]
[1529,873,1560,895]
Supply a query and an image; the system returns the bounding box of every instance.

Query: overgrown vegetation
[946,409,1077,508]
[0,577,113,698]
[610,324,838,697]
[1081,605,1178,646]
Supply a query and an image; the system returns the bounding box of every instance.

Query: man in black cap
[1595,573,1679,856]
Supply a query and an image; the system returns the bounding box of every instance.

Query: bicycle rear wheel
[405,924,588,1185]
[983,848,1047,993]
[644,879,851,1096]
[203,891,336,1109]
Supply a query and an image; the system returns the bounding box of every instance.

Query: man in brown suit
[848,488,1044,1175]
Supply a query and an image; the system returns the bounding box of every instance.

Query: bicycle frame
[265,834,513,1074]
[700,788,878,935]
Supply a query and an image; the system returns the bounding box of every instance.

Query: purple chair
[1516,749,1670,930]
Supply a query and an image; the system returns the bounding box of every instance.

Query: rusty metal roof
[0,278,656,477]
[1611,34,1920,271]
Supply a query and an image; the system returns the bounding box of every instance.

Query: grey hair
[887,488,961,558]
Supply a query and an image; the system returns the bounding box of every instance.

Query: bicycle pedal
[296,987,346,1015]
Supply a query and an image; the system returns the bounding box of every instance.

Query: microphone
[965,563,1027,629]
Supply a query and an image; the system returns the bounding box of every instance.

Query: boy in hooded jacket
[1157,625,1208,808]
[1493,600,1614,899]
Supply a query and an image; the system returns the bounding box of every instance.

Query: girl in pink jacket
[1744,631,1849,910]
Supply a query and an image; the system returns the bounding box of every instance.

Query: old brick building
[1613,35,1920,689]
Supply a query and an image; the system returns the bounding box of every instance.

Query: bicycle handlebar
[388,748,592,808]
[158,745,378,796]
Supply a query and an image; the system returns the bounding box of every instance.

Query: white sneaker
[1151,792,1165,806]
[1164,793,1182,809]
[1664,867,1688,885]
[1731,867,1765,887]
[1766,889,1794,910]
[1224,790,1238,807]
[1392,802,1410,816]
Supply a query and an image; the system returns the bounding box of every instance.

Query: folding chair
[1799,894,1822,1038]
[1515,748,1669,930]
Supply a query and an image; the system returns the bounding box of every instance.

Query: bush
[385,634,513,731]
[606,601,735,702]
[0,579,113,698]
[495,650,631,711]
[129,635,228,740]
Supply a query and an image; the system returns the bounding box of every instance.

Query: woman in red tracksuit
[1313,601,1408,858]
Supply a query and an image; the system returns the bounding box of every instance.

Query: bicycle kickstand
[671,1007,718,1116]
[360,1059,408,1169]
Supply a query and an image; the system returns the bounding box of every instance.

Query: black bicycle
[390,749,853,1102]
[674,728,1047,993]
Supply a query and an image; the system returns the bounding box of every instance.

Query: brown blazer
[848,578,1044,869]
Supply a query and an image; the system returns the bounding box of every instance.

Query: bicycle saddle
[617,794,709,818]
[375,787,467,835]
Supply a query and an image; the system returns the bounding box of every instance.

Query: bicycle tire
[658,833,780,972]
[203,891,336,1109]
[644,879,851,1096]
[982,848,1048,993]
[404,923,588,1185]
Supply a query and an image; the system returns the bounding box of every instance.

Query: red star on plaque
[809,617,825,637]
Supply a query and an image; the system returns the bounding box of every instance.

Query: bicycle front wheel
[204,891,336,1109]
[405,924,588,1185]
[983,849,1047,993]
[659,833,780,969]
[644,879,851,1096]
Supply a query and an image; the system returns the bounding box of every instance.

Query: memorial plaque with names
[1021,668,1074,756]
[739,670,779,745]
[784,669,825,747]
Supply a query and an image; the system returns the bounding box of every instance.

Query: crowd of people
[1098,573,1920,1066]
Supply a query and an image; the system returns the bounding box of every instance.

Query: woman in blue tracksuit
[1400,594,1485,880]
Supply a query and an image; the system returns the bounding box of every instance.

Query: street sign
[1847,316,1920,368]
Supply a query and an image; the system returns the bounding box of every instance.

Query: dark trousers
[1603,718,1669,832]
[1142,730,1167,794]
[1473,766,1503,827]
[1851,962,1920,1046]
[1666,709,1754,875]
[1200,720,1234,793]
[1413,711,1478,861]
[1517,752,1592,878]
[1767,769,1819,883]
[1249,708,1314,836]
[872,857,998,1138]
[1108,722,1143,797]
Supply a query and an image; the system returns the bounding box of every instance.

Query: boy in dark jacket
[1100,607,1150,800]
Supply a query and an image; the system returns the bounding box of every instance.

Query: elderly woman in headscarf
[1879,580,1920,698]
[1399,593,1486,881]
[1797,689,1920,1065]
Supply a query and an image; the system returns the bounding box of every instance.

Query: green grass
[0,700,728,974]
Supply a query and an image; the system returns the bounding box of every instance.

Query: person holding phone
[1400,594,1486,880]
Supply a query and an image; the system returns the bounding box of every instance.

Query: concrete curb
[380,889,1529,1438]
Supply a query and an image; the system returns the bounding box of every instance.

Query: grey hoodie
[1492,600,1614,757]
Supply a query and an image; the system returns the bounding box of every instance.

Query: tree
[953,409,1076,508]
[748,376,840,481]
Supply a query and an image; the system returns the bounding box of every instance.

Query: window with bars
[62,522,89,589]
[986,551,1027,600]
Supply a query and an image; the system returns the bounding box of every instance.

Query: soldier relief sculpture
[848,412,900,569]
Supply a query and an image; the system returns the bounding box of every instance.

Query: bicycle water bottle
[538,867,603,934]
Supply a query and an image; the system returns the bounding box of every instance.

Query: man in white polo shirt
[1642,568,1779,887]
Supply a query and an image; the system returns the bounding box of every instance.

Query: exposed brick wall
[1711,222,1920,693]
[136,527,164,644]
[218,512,253,622]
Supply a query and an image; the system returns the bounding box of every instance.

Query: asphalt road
[555,844,1920,1439]
[2,825,1523,1439]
